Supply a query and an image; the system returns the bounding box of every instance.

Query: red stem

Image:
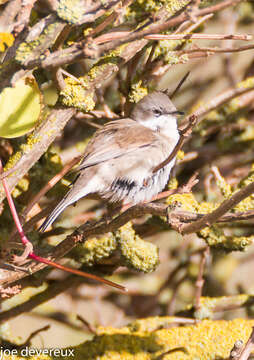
[0,160,126,292]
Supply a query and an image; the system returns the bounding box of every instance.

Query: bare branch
[145,33,252,41]
[178,43,254,55]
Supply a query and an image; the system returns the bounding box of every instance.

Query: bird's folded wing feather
[76,119,158,171]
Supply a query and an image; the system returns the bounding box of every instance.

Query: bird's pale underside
[39,92,181,232]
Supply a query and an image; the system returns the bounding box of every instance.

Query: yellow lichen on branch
[57,318,254,360]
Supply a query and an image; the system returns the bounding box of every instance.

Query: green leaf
[0,76,42,138]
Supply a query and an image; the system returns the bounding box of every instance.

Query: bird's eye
[153,109,162,117]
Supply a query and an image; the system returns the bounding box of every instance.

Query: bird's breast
[103,159,175,204]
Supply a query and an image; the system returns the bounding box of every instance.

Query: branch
[21,0,243,69]
[152,114,197,173]
[0,159,126,292]
[0,107,76,203]
[92,32,252,45]
[2,203,254,288]
[180,181,254,234]
[98,0,245,54]
[181,78,254,127]
[178,43,254,55]
[0,276,82,322]
[144,33,252,41]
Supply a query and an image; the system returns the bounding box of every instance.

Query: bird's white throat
[138,114,179,139]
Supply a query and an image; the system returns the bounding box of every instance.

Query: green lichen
[237,76,254,90]
[166,190,252,251]
[231,164,254,211]
[3,151,22,173]
[198,201,218,214]
[193,295,252,319]
[129,80,148,103]
[239,122,254,142]
[200,225,253,251]
[56,0,84,24]
[168,176,178,190]
[166,192,218,216]
[176,150,184,161]
[60,77,95,111]
[116,222,159,273]
[154,41,189,65]
[165,0,192,15]
[3,133,40,181]
[127,316,188,332]
[129,0,191,17]
[15,22,62,65]
[128,0,164,21]
[56,318,254,360]
[73,234,117,266]
[197,76,254,141]
[60,55,120,111]
[72,222,159,272]
[233,196,254,212]
[12,177,30,198]
[214,174,232,198]
[238,163,254,187]
[166,193,198,212]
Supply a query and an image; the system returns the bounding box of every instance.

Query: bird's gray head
[130,92,183,134]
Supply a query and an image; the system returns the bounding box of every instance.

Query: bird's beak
[168,111,185,116]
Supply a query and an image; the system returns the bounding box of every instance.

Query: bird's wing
[76,119,158,171]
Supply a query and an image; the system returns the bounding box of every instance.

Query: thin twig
[178,43,254,55]
[170,71,190,99]
[77,314,97,334]
[94,31,252,45]
[144,33,252,41]
[22,325,50,347]
[194,246,209,311]
[152,114,197,173]
[22,155,82,218]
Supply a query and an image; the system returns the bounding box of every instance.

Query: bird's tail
[39,193,73,232]
[39,171,96,232]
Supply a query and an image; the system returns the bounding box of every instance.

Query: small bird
[39,91,183,232]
